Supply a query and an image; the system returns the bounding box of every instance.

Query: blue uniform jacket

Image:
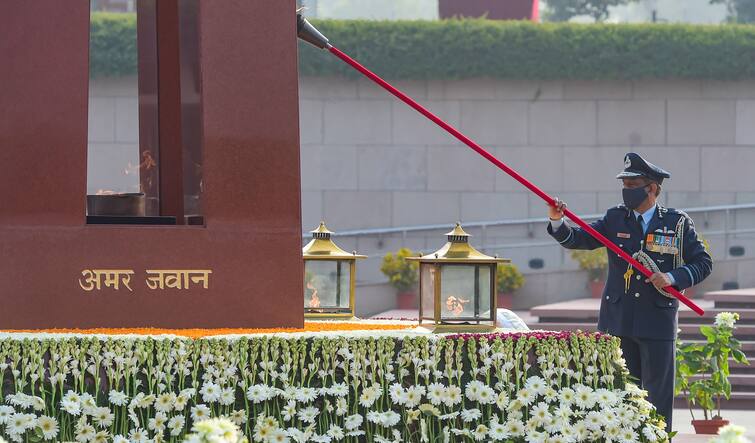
[548,204,712,340]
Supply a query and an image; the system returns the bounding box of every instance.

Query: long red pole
[327,45,704,316]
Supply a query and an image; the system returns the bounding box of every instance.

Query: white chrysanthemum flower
[445,385,462,407]
[154,392,176,413]
[174,393,190,411]
[525,376,547,395]
[574,385,596,409]
[327,424,345,440]
[168,415,185,436]
[91,407,114,429]
[311,433,332,443]
[36,415,59,440]
[0,405,15,424]
[200,382,221,403]
[344,414,363,431]
[80,393,97,416]
[298,406,319,424]
[112,434,128,443]
[61,398,81,416]
[619,427,638,443]
[465,380,485,402]
[461,408,482,423]
[108,391,128,407]
[487,420,508,441]
[405,385,426,408]
[75,423,96,443]
[715,312,739,329]
[191,404,211,422]
[148,411,167,432]
[389,383,405,404]
[642,425,659,442]
[268,428,290,443]
[530,402,552,426]
[515,387,537,406]
[229,410,247,426]
[558,387,575,406]
[495,391,509,409]
[92,430,109,443]
[427,383,445,406]
[472,424,488,441]
[328,383,349,398]
[220,387,236,406]
[505,419,525,437]
[296,387,318,404]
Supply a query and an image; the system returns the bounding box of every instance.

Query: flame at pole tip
[297,13,330,49]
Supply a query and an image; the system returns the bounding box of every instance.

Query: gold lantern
[407,223,509,332]
[302,222,366,319]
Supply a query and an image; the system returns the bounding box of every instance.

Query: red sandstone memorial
[0,1,303,329]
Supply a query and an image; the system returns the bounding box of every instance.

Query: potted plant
[569,249,608,298]
[496,263,525,309]
[380,247,419,309]
[676,312,750,434]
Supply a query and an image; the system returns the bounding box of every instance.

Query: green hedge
[90,12,137,78]
[90,13,755,80]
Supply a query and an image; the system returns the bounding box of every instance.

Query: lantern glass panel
[420,264,436,320]
[440,264,491,321]
[304,260,350,310]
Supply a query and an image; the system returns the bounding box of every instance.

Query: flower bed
[0,330,668,442]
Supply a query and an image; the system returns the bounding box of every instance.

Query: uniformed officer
[546,152,712,432]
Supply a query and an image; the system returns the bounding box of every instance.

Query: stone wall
[88,75,755,313]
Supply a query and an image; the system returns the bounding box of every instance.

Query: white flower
[230,410,247,426]
[504,419,525,437]
[246,384,270,403]
[112,435,128,443]
[154,392,176,413]
[191,404,211,421]
[75,423,96,443]
[269,428,290,443]
[715,312,739,329]
[711,424,752,443]
[461,408,482,423]
[405,385,426,408]
[0,406,15,424]
[515,387,537,406]
[427,383,445,406]
[89,407,113,429]
[444,385,462,407]
[473,424,489,441]
[327,424,345,440]
[168,415,185,436]
[36,415,59,440]
[487,420,508,441]
[344,414,363,430]
[574,384,596,409]
[148,411,167,432]
[295,387,318,404]
[298,406,319,424]
[92,430,109,443]
[61,398,81,416]
[328,383,349,397]
[200,382,221,403]
[525,376,547,395]
[108,391,128,407]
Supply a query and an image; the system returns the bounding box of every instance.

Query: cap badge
[624,156,632,168]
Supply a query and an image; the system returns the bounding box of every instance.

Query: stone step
[690,374,755,391]
[705,288,755,309]
[675,391,755,409]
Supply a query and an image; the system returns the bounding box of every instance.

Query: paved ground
[674,409,755,440]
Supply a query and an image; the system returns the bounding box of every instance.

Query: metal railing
[303,202,755,283]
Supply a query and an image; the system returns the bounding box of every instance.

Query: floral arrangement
[709,424,752,443]
[0,330,668,442]
[185,417,248,443]
[676,312,750,421]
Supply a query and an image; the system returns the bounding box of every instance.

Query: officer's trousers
[619,336,675,433]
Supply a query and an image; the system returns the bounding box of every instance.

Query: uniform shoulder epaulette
[663,207,692,223]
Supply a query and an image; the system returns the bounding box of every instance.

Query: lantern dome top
[302,222,367,259]
[408,222,510,264]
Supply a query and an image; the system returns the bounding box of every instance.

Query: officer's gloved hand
[646,272,674,292]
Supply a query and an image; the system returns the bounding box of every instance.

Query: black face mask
[622,186,649,210]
